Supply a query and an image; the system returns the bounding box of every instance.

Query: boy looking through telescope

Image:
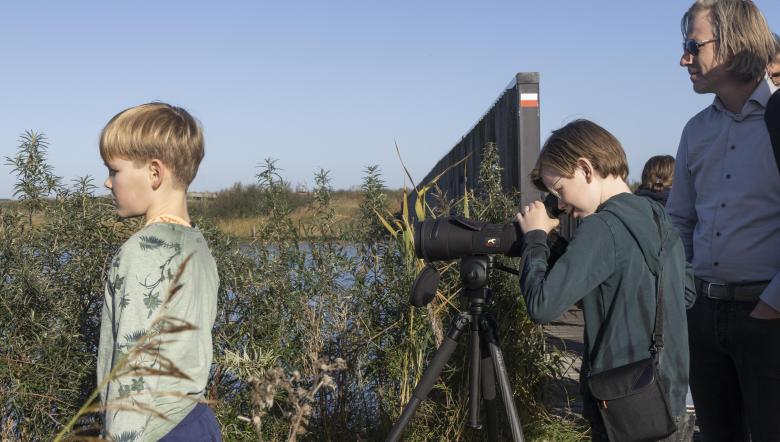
[516,119,696,441]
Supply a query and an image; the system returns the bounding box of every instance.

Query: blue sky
[2,1,779,198]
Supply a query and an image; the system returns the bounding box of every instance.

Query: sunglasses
[683,38,717,56]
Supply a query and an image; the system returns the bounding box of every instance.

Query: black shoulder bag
[587,211,676,441]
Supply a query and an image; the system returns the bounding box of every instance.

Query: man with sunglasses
[667,1,780,440]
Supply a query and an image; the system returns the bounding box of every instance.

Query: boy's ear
[577,158,594,183]
[148,159,164,190]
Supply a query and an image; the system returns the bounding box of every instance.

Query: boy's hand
[516,200,560,234]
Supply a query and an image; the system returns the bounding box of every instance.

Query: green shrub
[1,133,584,441]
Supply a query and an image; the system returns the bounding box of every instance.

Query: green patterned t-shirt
[97,222,219,441]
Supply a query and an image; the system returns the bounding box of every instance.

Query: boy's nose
[104,177,112,189]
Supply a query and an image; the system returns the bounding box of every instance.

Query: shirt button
[716,232,721,237]
[721,203,726,208]
[726,174,731,179]
[731,145,736,150]
[714,262,719,266]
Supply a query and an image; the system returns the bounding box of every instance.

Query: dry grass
[2,190,403,239]
[216,217,257,239]
[216,192,389,239]
[0,200,46,227]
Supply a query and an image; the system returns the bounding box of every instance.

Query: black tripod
[386,255,525,442]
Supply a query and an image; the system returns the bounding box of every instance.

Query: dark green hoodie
[520,192,696,418]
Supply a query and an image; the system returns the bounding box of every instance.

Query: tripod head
[460,255,490,292]
[411,255,519,307]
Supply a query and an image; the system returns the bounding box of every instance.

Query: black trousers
[687,294,780,442]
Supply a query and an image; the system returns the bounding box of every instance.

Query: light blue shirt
[667,78,780,310]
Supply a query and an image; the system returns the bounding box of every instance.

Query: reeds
[1,133,587,441]
[243,355,347,442]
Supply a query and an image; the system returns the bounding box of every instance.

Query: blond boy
[97,103,220,441]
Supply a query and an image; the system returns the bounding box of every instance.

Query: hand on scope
[516,200,560,234]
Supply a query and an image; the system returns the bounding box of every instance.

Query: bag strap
[650,211,665,353]
[601,207,665,354]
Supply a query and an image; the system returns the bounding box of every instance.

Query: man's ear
[148,159,164,190]
[577,158,594,183]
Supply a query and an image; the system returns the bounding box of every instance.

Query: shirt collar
[712,77,779,118]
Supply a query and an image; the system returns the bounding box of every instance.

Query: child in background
[635,155,675,206]
[97,103,221,441]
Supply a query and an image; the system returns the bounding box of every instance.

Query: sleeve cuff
[523,230,548,247]
[759,275,780,312]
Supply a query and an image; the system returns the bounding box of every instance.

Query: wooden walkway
[543,308,587,423]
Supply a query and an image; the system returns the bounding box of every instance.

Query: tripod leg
[480,343,500,441]
[469,315,481,428]
[385,314,470,442]
[481,315,525,442]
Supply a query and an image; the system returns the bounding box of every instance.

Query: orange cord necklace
[145,214,192,227]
